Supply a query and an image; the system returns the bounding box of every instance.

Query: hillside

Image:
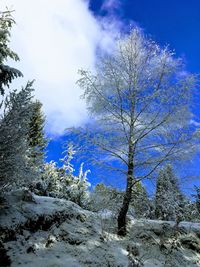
[0,190,200,267]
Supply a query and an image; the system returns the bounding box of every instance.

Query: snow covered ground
[0,190,200,267]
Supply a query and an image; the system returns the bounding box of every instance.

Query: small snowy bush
[31,144,91,207]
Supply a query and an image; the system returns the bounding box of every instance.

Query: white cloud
[1,0,120,136]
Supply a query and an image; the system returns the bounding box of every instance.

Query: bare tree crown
[76,28,197,180]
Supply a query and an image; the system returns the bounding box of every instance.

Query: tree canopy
[70,28,198,235]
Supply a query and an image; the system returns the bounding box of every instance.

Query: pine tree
[0,82,35,190]
[179,197,199,222]
[35,144,91,206]
[37,161,63,196]
[0,10,22,96]
[69,162,91,207]
[61,143,76,174]
[155,164,189,221]
[0,10,44,191]
[131,182,150,218]
[155,165,178,221]
[61,144,91,206]
[194,186,200,214]
[28,100,47,168]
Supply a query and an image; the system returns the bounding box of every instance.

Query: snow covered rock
[0,190,200,267]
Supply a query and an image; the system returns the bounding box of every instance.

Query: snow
[0,191,86,230]
[97,209,114,218]
[1,190,200,267]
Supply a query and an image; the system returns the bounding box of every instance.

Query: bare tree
[69,29,197,235]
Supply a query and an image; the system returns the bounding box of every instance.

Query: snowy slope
[0,190,200,267]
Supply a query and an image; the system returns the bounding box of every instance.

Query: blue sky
[91,0,200,72]
[47,0,200,194]
[2,0,200,194]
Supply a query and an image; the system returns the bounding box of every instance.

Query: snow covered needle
[61,143,76,174]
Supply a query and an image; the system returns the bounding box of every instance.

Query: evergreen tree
[0,10,22,96]
[180,197,199,222]
[155,166,200,222]
[61,143,76,174]
[37,161,65,196]
[154,164,193,222]
[0,82,35,190]
[28,100,47,167]
[34,144,91,207]
[0,10,45,191]
[60,144,91,206]
[155,165,179,221]
[131,182,150,218]
[194,186,200,214]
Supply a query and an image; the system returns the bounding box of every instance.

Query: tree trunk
[117,144,134,236]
